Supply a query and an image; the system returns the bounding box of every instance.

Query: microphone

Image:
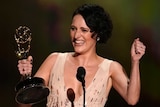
[76,66,86,107]
[67,88,75,107]
[76,66,86,87]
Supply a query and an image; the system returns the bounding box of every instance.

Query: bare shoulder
[109,60,128,86]
[38,52,59,70]
[45,52,59,63]
[109,61,124,75]
[34,52,59,84]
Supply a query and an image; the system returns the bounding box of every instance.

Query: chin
[74,49,83,54]
[73,45,86,53]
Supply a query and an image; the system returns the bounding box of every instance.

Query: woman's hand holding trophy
[14,26,49,105]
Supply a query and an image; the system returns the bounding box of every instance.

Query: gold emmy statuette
[14,26,49,104]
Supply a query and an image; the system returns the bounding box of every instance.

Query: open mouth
[73,39,84,45]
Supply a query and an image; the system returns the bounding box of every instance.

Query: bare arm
[111,38,146,105]
[18,53,58,85]
[34,53,58,85]
[17,53,59,107]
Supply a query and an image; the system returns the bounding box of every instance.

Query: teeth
[75,40,84,44]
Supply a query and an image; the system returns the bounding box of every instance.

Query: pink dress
[47,53,113,107]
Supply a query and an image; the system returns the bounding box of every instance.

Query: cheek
[70,30,74,36]
[70,32,75,42]
[88,36,97,45]
[86,35,95,42]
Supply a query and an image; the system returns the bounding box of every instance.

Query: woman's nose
[74,30,81,38]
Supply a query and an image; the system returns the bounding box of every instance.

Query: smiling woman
[71,4,113,44]
[70,14,97,55]
[17,4,146,107]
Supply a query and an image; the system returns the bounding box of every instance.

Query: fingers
[28,56,33,63]
[134,38,146,55]
[18,56,33,76]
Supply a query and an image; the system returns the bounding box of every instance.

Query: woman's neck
[71,52,100,67]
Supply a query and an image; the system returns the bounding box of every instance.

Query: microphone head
[67,88,75,103]
[76,66,86,83]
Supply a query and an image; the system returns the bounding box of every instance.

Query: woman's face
[70,14,96,54]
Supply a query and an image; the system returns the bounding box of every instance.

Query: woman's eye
[70,27,76,31]
[82,29,88,32]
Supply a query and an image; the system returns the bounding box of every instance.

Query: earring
[97,37,100,41]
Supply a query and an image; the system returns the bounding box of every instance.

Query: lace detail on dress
[47,53,113,107]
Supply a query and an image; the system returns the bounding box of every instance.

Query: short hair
[72,4,113,43]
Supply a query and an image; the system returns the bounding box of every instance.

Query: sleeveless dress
[47,53,113,107]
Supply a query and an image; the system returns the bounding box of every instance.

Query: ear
[91,32,97,39]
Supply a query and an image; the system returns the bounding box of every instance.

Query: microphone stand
[76,66,86,107]
[82,80,86,107]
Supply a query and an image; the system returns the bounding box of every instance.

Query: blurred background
[0,0,160,107]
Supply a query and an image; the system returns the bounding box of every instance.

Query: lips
[73,39,84,45]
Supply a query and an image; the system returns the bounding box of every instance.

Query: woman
[18,4,146,107]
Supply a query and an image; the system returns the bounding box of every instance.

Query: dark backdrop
[0,0,160,107]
